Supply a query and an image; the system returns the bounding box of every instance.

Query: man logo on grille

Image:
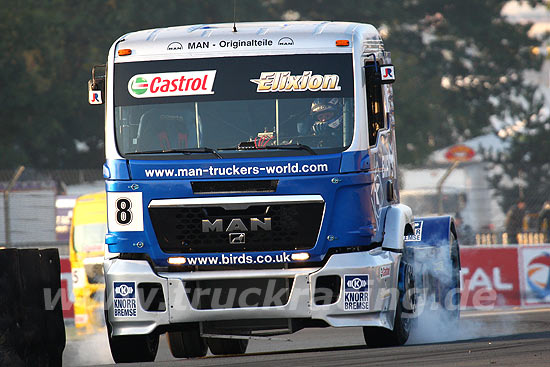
[202,218,272,232]
[229,233,246,244]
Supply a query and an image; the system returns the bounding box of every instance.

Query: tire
[446,233,461,321]
[363,262,415,347]
[167,328,207,358]
[206,338,248,355]
[105,313,159,363]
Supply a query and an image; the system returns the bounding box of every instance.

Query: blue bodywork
[104,152,380,266]
[406,216,454,247]
[406,216,460,311]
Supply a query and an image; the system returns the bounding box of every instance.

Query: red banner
[60,256,75,320]
[460,247,520,308]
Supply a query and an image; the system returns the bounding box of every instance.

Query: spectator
[538,201,550,242]
[505,200,526,244]
[454,214,475,245]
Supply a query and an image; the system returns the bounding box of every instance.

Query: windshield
[114,54,354,157]
[73,223,107,253]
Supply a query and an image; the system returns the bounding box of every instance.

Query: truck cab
[90,21,459,363]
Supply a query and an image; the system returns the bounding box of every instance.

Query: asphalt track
[64,308,550,367]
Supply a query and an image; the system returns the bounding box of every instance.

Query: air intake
[191,180,278,194]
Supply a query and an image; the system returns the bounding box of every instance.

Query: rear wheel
[105,312,159,363]
[167,327,208,358]
[363,262,416,347]
[206,338,249,355]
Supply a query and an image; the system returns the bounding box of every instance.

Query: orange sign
[445,144,475,162]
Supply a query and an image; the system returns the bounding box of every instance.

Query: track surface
[64,308,550,367]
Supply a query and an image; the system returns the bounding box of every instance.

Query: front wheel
[107,331,159,363]
[106,313,159,363]
[363,263,415,347]
[167,327,208,358]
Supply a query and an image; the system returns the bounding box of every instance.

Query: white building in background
[400,134,508,233]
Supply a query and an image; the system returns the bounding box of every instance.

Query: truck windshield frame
[113,53,355,158]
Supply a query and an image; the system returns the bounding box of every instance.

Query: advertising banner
[60,256,75,321]
[460,247,520,308]
[518,245,550,307]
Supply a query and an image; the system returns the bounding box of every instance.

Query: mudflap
[405,216,461,321]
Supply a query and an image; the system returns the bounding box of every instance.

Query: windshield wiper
[126,147,223,159]
[219,142,317,155]
[263,144,317,155]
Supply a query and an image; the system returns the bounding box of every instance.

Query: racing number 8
[115,198,133,225]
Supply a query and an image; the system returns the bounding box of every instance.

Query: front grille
[149,201,324,253]
[186,278,292,309]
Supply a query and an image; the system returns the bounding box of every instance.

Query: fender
[406,215,461,318]
[374,203,414,252]
[408,215,461,271]
[407,216,455,248]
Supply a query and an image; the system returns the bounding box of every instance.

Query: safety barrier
[0,248,66,366]
[473,232,546,245]
[460,245,550,309]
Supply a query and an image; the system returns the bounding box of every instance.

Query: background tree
[0,0,270,169]
[266,0,543,163]
[0,0,545,171]
[486,110,550,217]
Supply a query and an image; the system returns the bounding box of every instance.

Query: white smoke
[405,243,516,344]
[406,243,465,344]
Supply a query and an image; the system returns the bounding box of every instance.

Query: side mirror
[365,57,395,85]
[88,64,106,105]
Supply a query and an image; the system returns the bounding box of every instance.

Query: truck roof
[113,21,383,62]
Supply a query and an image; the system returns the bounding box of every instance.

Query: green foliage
[0,0,271,169]
[0,0,545,171]
[267,0,542,164]
[486,118,550,214]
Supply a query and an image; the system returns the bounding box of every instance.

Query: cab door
[364,54,398,223]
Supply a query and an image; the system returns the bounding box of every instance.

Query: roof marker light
[336,40,350,47]
[118,49,132,56]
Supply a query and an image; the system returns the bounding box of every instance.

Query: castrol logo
[128,70,216,98]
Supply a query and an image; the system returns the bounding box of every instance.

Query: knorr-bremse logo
[130,77,149,95]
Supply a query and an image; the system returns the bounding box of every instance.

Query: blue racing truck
[89,21,461,363]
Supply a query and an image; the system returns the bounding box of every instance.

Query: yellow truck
[69,191,107,333]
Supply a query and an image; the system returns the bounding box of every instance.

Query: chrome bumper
[104,250,401,336]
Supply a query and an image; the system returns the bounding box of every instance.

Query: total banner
[460,245,550,309]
